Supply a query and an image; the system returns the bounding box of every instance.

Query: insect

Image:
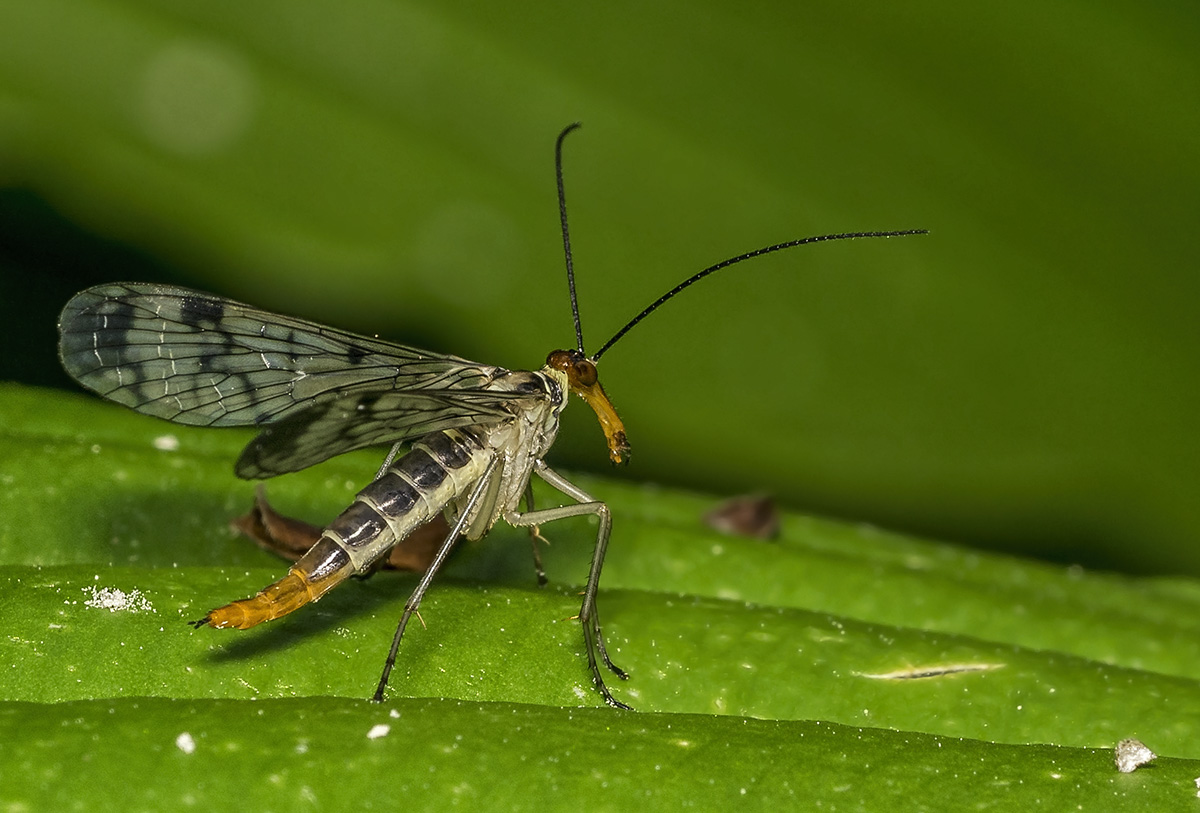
[57,123,926,708]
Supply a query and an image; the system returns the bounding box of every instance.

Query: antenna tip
[557,122,582,142]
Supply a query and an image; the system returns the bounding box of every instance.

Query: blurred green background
[1,0,1197,575]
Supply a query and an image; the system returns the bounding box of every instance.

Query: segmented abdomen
[323,427,491,571]
[199,427,495,630]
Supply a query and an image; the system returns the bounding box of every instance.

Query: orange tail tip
[194,571,318,631]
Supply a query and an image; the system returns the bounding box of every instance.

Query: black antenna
[590,229,928,361]
[556,122,585,354]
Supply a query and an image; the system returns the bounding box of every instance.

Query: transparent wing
[58,283,529,478]
[58,282,505,427]
[235,389,512,478]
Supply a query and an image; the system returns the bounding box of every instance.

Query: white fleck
[389,709,400,718]
[856,663,1004,680]
[1114,738,1155,773]
[176,732,196,754]
[367,724,391,740]
[84,586,155,614]
[153,434,180,451]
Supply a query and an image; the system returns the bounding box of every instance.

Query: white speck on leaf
[84,586,155,614]
[176,732,196,754]
[1114,738,1155,773]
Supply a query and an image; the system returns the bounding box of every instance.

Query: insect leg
[374,441,404,481]
[504,460,630,710]
[523,482,549,587]
[371,456,500,703]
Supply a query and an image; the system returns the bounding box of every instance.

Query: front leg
[504,460,630,710]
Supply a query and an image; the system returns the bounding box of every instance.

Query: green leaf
[4,1,1200,805]
[4,0,1200,579]
[4,383,1200,808]
[2,698,1198,811]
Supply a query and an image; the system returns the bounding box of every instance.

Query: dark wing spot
[97,299,139,334]
[356,393,382,413]
[179,296,225,326]
[346,344,369,364]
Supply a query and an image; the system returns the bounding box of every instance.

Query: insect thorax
[453,365,569,535]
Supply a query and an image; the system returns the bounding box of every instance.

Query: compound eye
[572,358,598,386]
[546,349,598,388]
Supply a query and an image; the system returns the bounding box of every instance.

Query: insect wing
[235,389,516,478]
[58,282,504,429]
[58,283,540,478]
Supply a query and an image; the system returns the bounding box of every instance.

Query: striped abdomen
[199,428,492,630]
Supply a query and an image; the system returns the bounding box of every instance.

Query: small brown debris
[704,494,780,540]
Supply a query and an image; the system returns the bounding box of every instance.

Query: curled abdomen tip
[192,571,318,631]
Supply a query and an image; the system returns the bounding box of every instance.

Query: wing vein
[58,283,534,477]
